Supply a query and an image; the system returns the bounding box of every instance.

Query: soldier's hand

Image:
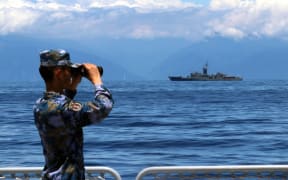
[82,63,102,85]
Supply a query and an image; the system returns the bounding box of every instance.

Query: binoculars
[77,65,103,77]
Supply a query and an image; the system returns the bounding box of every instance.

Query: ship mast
[203,63,208,75]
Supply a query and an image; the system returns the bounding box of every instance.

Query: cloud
[0,0,86,35]
[209,0,252,10]
[89,0,198,12]
[0,0,39,34]
[208,0,288,39]
[1,0,288,40]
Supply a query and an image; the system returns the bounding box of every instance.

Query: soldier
[33,49,114,179]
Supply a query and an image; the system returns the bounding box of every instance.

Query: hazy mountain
[0,35,192,81]
[151,38,288,80]
[73,38,191,78]
[0,35,141,82]
[1,35,288,81]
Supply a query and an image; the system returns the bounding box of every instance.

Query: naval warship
[169,64,243,81]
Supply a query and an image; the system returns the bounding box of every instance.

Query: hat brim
[69,63,82,68]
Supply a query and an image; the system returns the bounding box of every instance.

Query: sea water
[0,80,288,179]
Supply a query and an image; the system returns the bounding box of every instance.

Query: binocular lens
[97,66,103,76]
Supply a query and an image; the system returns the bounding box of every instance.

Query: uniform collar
[44,91,62,99]
[44,89,77,99]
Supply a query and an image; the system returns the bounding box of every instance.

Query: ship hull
[169,76,243,81]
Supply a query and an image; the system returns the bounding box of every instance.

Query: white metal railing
[0,166,121,180]
[2,165,288,179]
[136,165,288,180]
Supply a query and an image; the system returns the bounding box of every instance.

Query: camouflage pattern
[40,49,80,68]
[33,85,113,180]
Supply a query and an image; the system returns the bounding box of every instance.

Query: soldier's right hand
[82,63,102,85]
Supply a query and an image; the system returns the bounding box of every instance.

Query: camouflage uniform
[34,49,114,180]
[34,85,113,179]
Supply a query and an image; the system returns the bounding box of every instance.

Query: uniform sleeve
[70,85,114,127]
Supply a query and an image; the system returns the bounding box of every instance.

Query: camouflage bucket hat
[40,49,80,68]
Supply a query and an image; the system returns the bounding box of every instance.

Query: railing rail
[0,166,121,180]
[2,165,288,179]
[136,165,288,180]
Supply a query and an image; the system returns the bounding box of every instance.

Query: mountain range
[1,35,288,82]
[152,38,288,80]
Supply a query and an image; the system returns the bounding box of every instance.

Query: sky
[1,0,288,41]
